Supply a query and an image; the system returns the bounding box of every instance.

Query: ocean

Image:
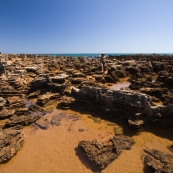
[37,53,173,58]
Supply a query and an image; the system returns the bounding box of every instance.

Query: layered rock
[0,128,23,163]
[71,86,173,126]
[78,135,135,169]
[143,148,173,173]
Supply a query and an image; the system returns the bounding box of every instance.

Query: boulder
[78,135,135,169]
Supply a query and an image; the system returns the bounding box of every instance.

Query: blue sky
[0,0,173,54]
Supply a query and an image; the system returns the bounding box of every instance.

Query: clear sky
[0,0,173,54]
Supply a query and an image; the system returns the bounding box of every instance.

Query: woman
[100,52,106,72]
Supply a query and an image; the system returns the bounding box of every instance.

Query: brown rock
[78,135,134,169]
[0,128,23,163]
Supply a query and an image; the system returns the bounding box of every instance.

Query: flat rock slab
[4,114,41,128]
[36,92,60,107]
[78,135,135,169]
[0,108,15,119]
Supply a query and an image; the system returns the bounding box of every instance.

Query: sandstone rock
[70,77,87,84]
[0,128,23,163]
[48,82,69,93]
[50,73,69,84]
[128,119,144,128]
[28,90,41,99]
[25,66,38,73]
[72,72,86,78]
[143,148,173,173]
[4,114,41,128]
[31,74,50,88]
[61,96,75,109]
[0,97,6,108]
[78,135,135,169]
[0,108,15,119]
[122,60,136,67]
[8,96,25,109]
[36,92,60,107]
[35,117,49,130]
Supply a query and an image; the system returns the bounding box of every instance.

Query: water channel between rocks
[0,107,172,173]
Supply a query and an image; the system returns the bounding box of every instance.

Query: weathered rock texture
[78,135,135,169]
[0,128,23,163]
[144,148,173,173]
[71,86,173,126]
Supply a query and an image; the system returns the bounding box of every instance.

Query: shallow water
[110,81,130,90]
[0,108,172,173]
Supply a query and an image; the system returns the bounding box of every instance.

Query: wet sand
[0,108,172,173]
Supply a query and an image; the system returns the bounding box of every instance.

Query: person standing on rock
[100,52,106,72]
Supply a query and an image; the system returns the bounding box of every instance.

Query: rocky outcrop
[71,86,173,126]
[0,128,23,163]
[78,135,135,169]
[143,148,173,173]
[36,92,61,107]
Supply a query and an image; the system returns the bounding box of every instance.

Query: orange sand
[0,108,172,173]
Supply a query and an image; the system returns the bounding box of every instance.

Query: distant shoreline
[1,53,173,57]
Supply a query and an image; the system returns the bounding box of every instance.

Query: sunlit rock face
[0,128,23,163]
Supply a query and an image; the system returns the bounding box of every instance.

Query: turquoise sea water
[37,53,173,58]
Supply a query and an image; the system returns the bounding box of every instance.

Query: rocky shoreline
[0,53,173,172]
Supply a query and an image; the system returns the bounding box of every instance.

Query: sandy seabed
[0,108,172,173]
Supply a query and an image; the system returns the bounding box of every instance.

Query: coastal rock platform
[0,53,173,172]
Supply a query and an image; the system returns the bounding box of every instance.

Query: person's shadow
[74,146,102,173]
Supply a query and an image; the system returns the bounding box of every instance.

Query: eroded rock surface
[0,128,23,163]
[143,149,173,173]
[78,135,135,169]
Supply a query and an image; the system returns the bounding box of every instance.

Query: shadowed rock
[168,144,173,153]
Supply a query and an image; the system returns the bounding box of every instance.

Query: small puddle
[110,81,130,90]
